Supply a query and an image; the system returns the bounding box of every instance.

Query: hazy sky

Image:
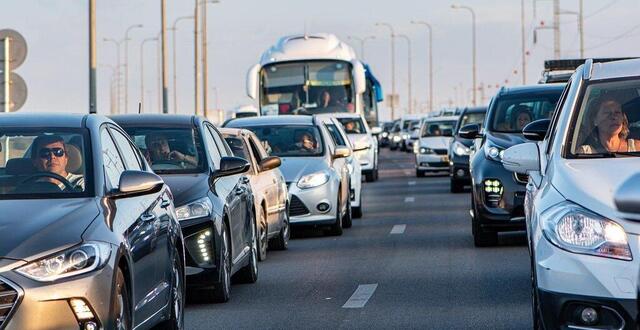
[2,0,638,121]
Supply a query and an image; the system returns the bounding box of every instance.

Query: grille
[433,149,447,155]
[514,172,529,184]
[289,195,310,217]
[0,279,19,326]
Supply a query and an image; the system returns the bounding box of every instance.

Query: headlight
[16,242,112,282]
[392,135,401,142]
[542,202,632,261]
[176,197,212,221]
[402,134,410,140]
[297,171,329,189]
[453,141,471,156]
[419,147,434,154]
[483,142,505,161]
[381,132,389,138]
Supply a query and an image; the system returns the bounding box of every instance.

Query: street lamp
[411,20,433,113]
[171,16,194,114]
[347,35,376,60]
[103,38,123,114]
[201,0,221,119]
[124,23,143,113]
[375,22,396,119]
[396,34,413,115]
[451,4,477,106]
[140,37,158,113]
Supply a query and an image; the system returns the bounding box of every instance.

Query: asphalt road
[184,149,532,329]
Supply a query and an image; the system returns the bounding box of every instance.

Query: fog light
[69,298,95,321]
[84,322,98,330]
[317,202,330,213]
[456,169,465,177]
[186,228,215,265]
[580,307,599,325]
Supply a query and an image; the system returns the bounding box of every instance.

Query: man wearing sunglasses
[30,135,84,191]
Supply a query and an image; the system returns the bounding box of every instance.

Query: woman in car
[512,105,533,131]
[579,95,639,153]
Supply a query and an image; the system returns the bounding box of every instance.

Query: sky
[1,0,639,122]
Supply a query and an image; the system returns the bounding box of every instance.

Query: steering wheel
[20,172,76,191]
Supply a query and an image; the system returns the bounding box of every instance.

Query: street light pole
[452,4,477,106]
[411,21,433,113]
[521,0,527,84]
[201,0,220,119]
[396,34,413,115]
[347,35,376,61]
[140,37,158,113]
[161,0,169,114]
[104,38,123,114]
[89,0,97,114]
[375,22,396,119]
[171,16,194,114]
[124,24,143,114]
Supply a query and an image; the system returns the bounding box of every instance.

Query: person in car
[30,135,84,190]
[145,133,197,166]
[318,90,333,108]
[579,96,639,154]
[513,105,533,131]
[294,132,318,153]
[343,121,359,134]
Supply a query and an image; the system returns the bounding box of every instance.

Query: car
[388,120,402,150]
[221,128,290,261]
[413,116,457,177]
[112,114,258,303]
[316,115,365,218]
[0,113,185,329]
[332,113,379,182]
[225,115,352,235]
[502,58,640,330]
[398,114,422,152]
[448,106,487,193]
[460,83,564,247]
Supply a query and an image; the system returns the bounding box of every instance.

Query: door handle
[240,176,250,184]
[140,213,156,222]
[235,187,246,195]
[160,199,171,209]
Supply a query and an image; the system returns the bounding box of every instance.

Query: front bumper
[287,181,340,226]
[415,153,450,171]
[535,233,639,329]
[1,249,118,330]
[450,154,471,183]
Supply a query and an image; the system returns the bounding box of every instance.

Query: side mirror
[458,124,482,139]
[246,64,261,99]
[259,156,281,172]
[501,143,540,174]
[113,170,164,198]
[371,126,382,135]
[333,146,351,159]
[353,141,370,152]
[352,61,366,95]
[523,119,550,141]
[213,156,250,179]
[614,173,640,219]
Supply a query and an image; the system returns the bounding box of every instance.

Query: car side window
[208,125,230,157]
[202,126,222,170]
[100,127,126,190]
[546,81,572,155]
[246,136,263,163]
[325,124,347,146]
[109,127,143,171]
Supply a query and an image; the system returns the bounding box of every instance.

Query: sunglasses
[38,147,65,159]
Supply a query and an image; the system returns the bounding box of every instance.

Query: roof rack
[544,57,638,72]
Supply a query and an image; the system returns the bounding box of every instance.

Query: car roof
[0,113,90,128]
[317,112,363,119]
[497,83,565,97]
[424,116,459,122]
[462,106,487,114]
[589,58,640,81]
[225,115,314,127]
[219,127,252,137]
[110,114,197,127]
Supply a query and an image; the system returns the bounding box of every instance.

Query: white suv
[333,113,379,182]
[502,58,640,329]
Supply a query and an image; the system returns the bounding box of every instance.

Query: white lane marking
[390,224,406,234]
[404,196,415,203]
[342,284,378,308]
[404,170,412,175]
[408,181,416,186]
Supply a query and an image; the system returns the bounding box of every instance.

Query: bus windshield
[260,61,354,116]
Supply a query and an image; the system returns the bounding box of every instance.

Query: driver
[145,133,197,166]
[30,135,84,190]
[294,132,317,152]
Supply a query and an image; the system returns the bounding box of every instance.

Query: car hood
[0,198,100,261]
[279,157,328,183]
[487,132,527,149]
[419,136,452,149]
[160,173,209,207]
[553,158,640,233]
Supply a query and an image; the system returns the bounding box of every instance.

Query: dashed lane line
[342,284,378,309]
[390,224,406,234]
[404,196,415,203]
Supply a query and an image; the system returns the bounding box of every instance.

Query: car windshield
[337,118,365,134]
[421,121,456,137]
[459,112,486,131]
[490,93,561,133]
[223,135,251,161]
[244,125,324,157]
[569,79,640,158]
[0,129,92,199]
[122,127,206,174]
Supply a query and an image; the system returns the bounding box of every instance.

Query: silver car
[226,115,352,235]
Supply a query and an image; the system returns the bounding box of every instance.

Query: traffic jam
[2,2,640,329]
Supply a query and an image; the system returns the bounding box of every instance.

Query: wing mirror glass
[213,156,250,180]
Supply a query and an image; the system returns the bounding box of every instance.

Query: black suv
[448,106,486,193]
[460,84,564,246]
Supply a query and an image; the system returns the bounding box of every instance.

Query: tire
[450,179,464,193]
[531,270,544,330]
[256,206,268,261]
[352,193,363,219]
[342,197,352,228]
[212,222,231,302]
[112,267,132,330]
[471,197,498,247]
[157,252,185,330]
[235,218,258,284]
[365,171,375,182]
[373,166,379,181]
[327,194,343,236]
[416,169,425,177]
[270,205,290,250]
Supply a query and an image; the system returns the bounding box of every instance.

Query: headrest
[6,158,35,175]
[65,144,83,174]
